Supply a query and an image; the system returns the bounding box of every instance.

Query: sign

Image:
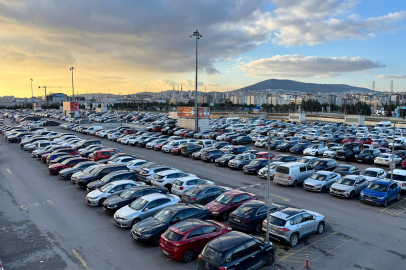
[63,101,79,111]
[177,107,210,118]
[390,163,396,169]
[265,196,272,206]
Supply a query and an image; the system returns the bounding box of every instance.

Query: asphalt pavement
[0,120,405,270]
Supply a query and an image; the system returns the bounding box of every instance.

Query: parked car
[201,149,225,163]
[171,177,214,196]
[242,159,269,174]
[75,164,129,188]
[59,161,98,180]
[86,170,139,192]
[354,149,381,164]
[374,153,402,166]
[272,155,297,163]
[333,165,361,176]
[303,171,341,192]
[289,142,311,154]
[335,144,362,161]
[48,157,90,175]
[310,159,338,171]
[303,144,328,156]
[276,141,297,152]
[180,185,231,205]
[214,154,237,167]
[228,153,255,171]
[86,180,138,206]
[274,162,315,187]
[330,175,369,199]
[360,180,401,207]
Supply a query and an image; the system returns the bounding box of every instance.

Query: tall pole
[391,122,396,181]
[266,134,272,243]
[70,67,75,101]
[191,30,202,131]
[29,79,34,108]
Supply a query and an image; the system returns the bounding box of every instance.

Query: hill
[236,79,373,94]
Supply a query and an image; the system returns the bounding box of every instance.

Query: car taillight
[244,220,251,223]
[386,160,389,162]
[219,267,227,270]
[198,255,201,261]
[190,197,197,201]
[180,187,184,190]
[288,176,291,180]
[278,228,290,231]
[178,201,181,203]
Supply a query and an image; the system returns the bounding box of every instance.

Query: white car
[374,154,402,166]
[108,156,136,165]
[150,170,192,192]
[86,180,138,206]
[126,159,149,170]
[251,135,267,142]
[361,168,387,181]
[303,145,328,156]
[303,171,341,192]
[107,132,121,140]
[258,162,285,179]
[385,169,406,191]
[323,146,342,158]
[171,176,214,196]
[120,135,139,145]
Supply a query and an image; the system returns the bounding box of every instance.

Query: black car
[201,149,224,163]
[102,185,168,214]
[197,231,275,270]
[59,161,98,180]
[229,146,250,154]
[333,165,361,176]
[215,154,237,167]
[354,149,381,164]
[86,171,139,192]
[335,144,362,161]
[395,150,406,160]
[276,141,297,152]
[212,141,230,149]
[242,159,269,174]
[185,131,198,138]
[44,120,60,126]
[311,159,338,171]
[326,134,344,143]
[180,143,202,157]
[229,201,287,233]
[224,134,241,143]
[272,155,297,163]
[75,164,129,188]
[267,140,283,150]
[7,132,32,143]
[181,185,230,205]
[131,204,211,246]
[231,136,252,145]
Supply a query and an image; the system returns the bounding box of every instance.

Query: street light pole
[70,67,75,101]
[29,78,34,108]
[190,30,202,131]
[266,134,272,243]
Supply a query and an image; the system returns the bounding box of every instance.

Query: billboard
[177,107,210,118]
[63,101,79,111]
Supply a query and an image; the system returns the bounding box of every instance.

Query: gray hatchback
[262,208,325,247]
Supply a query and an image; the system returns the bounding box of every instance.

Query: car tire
[290,233,299,247]
[164,184,172,193]
[349,191,355,199]
[238,165,243,171]
[188,153,192,158]
[98,198,106,206]
[152,234,161,247]
[255,223,262,234]
[384,198,388,207]
[315,152,319,157]
[222,212,229,221]
[321,186,327,193]
[317,222,325,234]
[396,192,401,201]
[200,200,207,205]
[181,249,194,263]
[209,157,214,163]
[292,180,298,187]
[132,218,141,227]
[264,253,274,266]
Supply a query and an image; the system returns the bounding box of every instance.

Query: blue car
[360,180,401,207]
[290,142,310,154]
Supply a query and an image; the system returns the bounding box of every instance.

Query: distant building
[45,93,67,103]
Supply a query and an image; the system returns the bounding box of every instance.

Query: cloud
[143,79,206,88]
[237,55,385,77]
[374,74,406,79]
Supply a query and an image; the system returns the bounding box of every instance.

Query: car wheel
[132,218,141,227]
[200,200,207,205]
[396,192,401,201]
[98,198,106,206]
[238,165,243,171]
[255,223,262,234]
[384,198,388,207]
[315,152,319,157]
[181,249,194,263]
[67,173,73,179]
[349,191,355,199]
[209,157,214,163]
[317,222,325,234]
[164,184,172,193]
[222,212,229,221]
[292,180,298,187]
[264,253,274,266]
[290,233,299,247]
[188,153,192,158]
[321,186,327,193]
[152,234,161,247]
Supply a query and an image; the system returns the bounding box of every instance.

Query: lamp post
[70,67,75,101]
[390,121,406,180]
[266,133,272,243]
[190,30,202,131]
[29,78,34,108]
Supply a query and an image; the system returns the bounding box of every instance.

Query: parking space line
[310,239,352,264]
[6,168,11,174]
[72,249,92,270]
[381,198,406,216]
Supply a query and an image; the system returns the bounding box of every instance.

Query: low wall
[121,123,147,131]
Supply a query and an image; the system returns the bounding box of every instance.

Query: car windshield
[153,209,175,224]
[120,189,136,199]
[362,170,378,177]
[235,155,244,160]
[336,178,355,186]
[188,187,204,195]
[297,158,312,163]
[367,183,388,192]
[360,150,374,155]
[386,174,406,182]
[100,174,115,183]
[82,165,97,173]
[250,160,262,166]
[99,183,114,193]
[130,198,149,210]
[309,145,319,149]
[222,154,234,159]
[310,174,328,181]
[394,140,403,144]
[336,166,350,171]
[153,174,164,180]
[174,180,184,186]
[215,194,233,205]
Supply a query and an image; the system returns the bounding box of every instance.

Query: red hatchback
[48,158,90,174]
[355,137,373,144]
[154,141,169,151]
[123,129,138,135]
[255,152,275,159]
[93,149,119,161]
[342,137,356,143]
[206,190,258,221]
[159,219,231,263]
[170,146,182,155]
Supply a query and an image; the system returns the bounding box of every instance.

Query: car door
[202,187,218,203]
[301,213,317,235]
[388,183,398,201]
[141,200,157,219]
[354,179,367,194]
[244,240,265,270]
[187,227,206,252]
[229,195,242,212]
[229,244,249,270]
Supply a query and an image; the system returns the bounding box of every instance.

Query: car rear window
[275,166,290,174]
[269,216,286,226]
[164,229,184,241]
[202,246,223,263]
[174,180,184,186]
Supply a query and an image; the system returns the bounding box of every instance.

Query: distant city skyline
[0,0,405,97]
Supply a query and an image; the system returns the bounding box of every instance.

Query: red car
[255,152,275,159]
[159,219,231,263]
[402,159,406,169]
[154,141,169,151]
[153,126,164,132]
[42,148,77,163]
[355,137,372,144]
[342,137,356,144]
[206,190,258,221]
[123,129,138,135]
[93,149,119,161]
[179,130,190,137]
[170,146,182,155]
[48,158,90,174]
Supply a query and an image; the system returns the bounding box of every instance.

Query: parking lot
[1,117,406,270]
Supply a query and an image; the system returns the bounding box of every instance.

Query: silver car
[303,171,341,192]
[262,207,325,247]
[113,194,180,227]
[330,175,369,199]
[86,180,138,206]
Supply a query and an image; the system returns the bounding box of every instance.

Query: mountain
[236,79,373,94]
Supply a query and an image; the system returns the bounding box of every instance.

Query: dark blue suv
[360,180,401,207]
[290,142,311,154]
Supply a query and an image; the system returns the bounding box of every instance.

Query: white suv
[171,176,214,196]
[150,170,193,192]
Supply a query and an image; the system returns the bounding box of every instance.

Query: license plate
[270,229,277,234]
[234,218,240,222]
[162,250,169,256]
[357,159,363,162]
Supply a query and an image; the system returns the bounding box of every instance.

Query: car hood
[87,189,103,198]
[105,195,127,206]
[361,188,386,197]
[336,150,352,154]
[304,178,326,185]
[134,217,167,234]
[206,201,228,212]
[331,183,352,190]
[77,173,94,179]
[49,163,65,169]
[115,205,138,217]
[87,180,104,188]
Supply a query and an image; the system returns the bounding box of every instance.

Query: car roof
[109,180,136,186]
[371,179,392,185]
[315,171,334,175]
[271,208,305,220]
[208,231,253,252]
[239,200,265,207]
[224,190,251,196]
[392,169,406,175]
[140,193,171,201]
[156,169,182,176]
[171,219,211,233]
[364,168,382,172]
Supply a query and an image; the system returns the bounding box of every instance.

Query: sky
[0,0,405,98]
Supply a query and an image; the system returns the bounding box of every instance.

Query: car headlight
[87,196,97,200]
[314,183,322,186]
[376,196,385,199]
[107,205,117,208]
[140,234,152,238]
[121,216,132,220]
[211,212,219,214]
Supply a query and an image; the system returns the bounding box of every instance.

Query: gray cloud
[374,74,406,79]
[237,55,385,77]
[144,79,206,88]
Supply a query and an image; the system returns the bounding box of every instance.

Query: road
[0,120,405,270]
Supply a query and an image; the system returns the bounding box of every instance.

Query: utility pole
[190,29,202,131]
[29,78,34,107]
[70,67,75,101]
[266,134,272,243]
